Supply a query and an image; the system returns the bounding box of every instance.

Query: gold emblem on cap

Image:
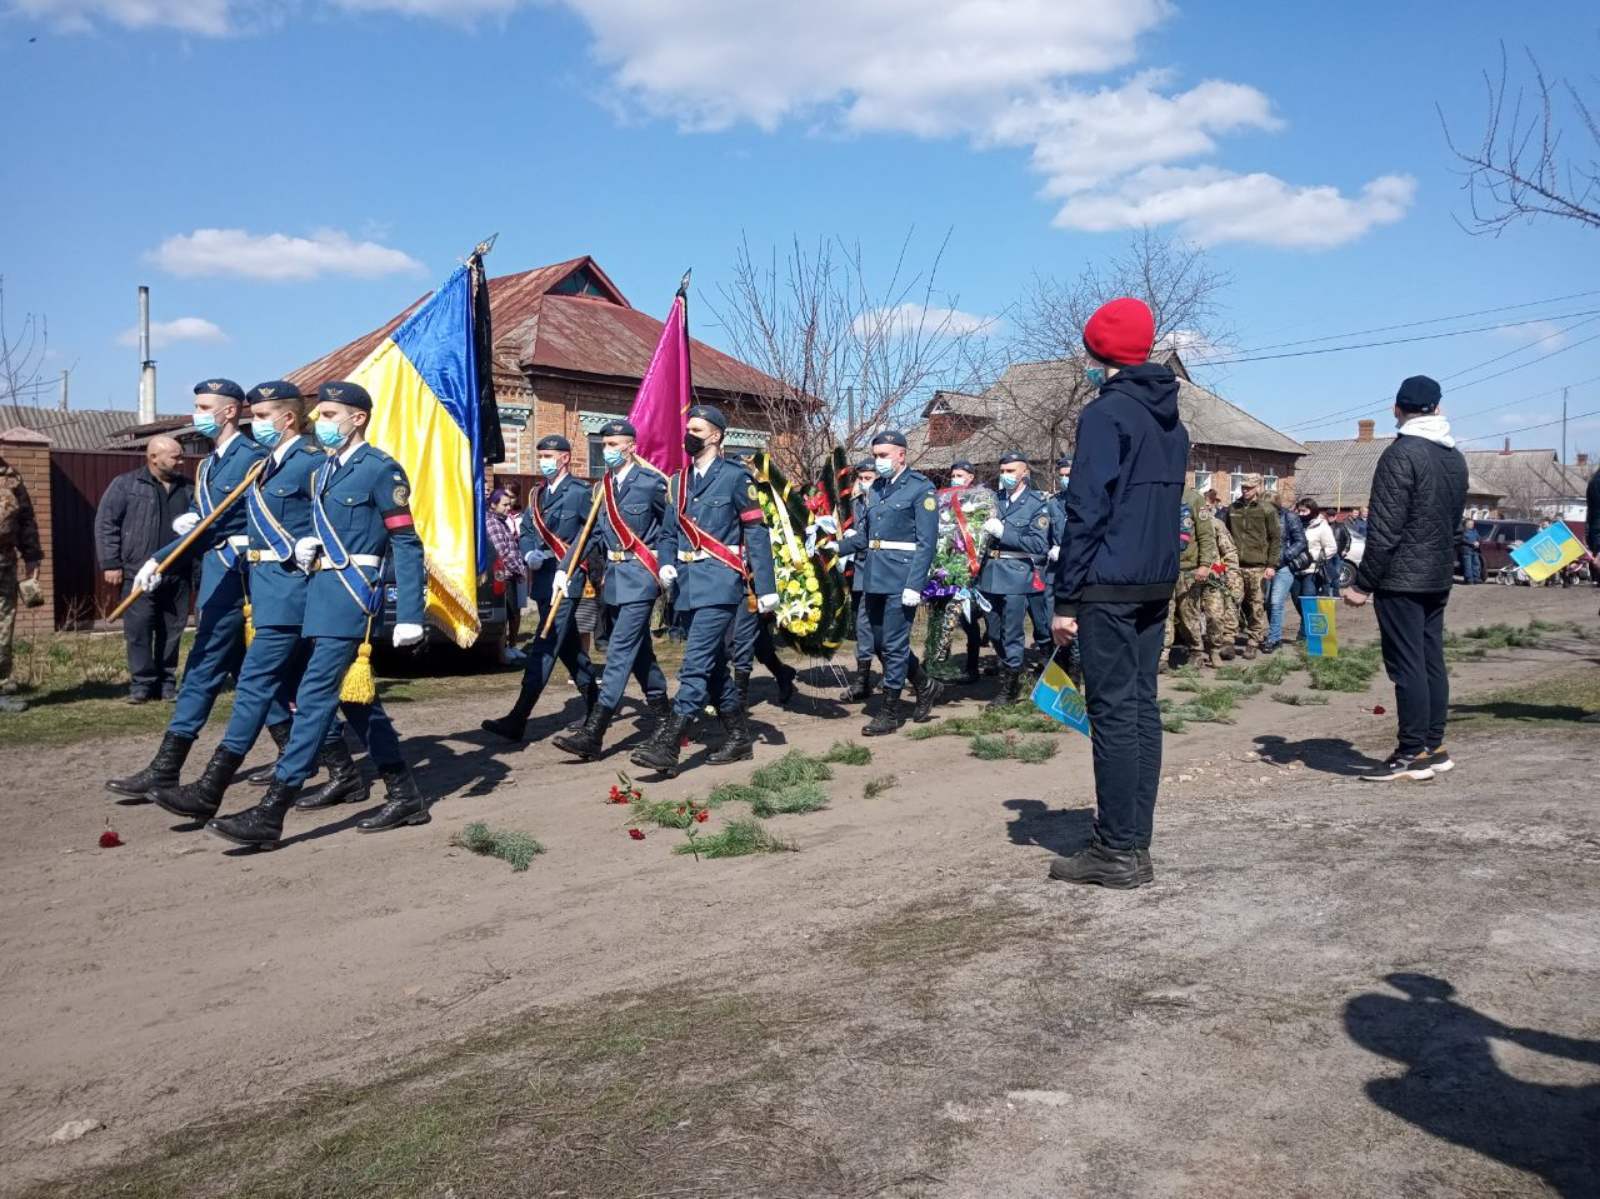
[258,386,277,400]
[326,386,344,399]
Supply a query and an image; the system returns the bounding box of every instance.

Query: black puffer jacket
[1356,432,1468,593]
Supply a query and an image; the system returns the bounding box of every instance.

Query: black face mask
[683,431,706,457]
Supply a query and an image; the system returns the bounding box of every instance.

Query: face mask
[538,458,559,478]
[603,448,626,469]
[873,456,893,474]
[683,431,706,457]
[1085,366,1108,387]
[315,418,349,449]
[193,410,221,438]
[1058,475,1071,492]
[998,472,1017,490]
[251,417,284,448]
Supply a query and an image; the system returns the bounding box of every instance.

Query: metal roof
[1461,448,1591,506]
[0,403,190,451]
[1296,435,1502,509]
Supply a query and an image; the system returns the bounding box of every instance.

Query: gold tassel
[339,641,377,705]
[242,602,255,649]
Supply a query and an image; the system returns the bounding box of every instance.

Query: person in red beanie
[1048,296,1189,888]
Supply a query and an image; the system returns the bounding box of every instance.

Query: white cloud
[147,228,425,281]
[1155,328,1226,359]
[1492,319,1567,349]
[116,316,229,349]
[11,0,237,34]
[854,303,996,339]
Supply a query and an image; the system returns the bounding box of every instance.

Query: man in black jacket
[1345,376,1468,781]
[1586,467,1600,586]
[94,437,195,703]
[1048,297,1189,889]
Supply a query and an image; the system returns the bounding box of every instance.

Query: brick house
[288,255,794,477]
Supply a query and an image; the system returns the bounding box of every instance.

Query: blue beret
[998,451,1027,466]
[687,404,727,431]
[854,460,876,474]
[599,419,636,438]
[950,460,975,473]
[1057,455,1074,469]
[870,429,908,448]
[317,381,372,411]
[194,378,246,402]
[246,380,302,404]
[536,435,572,452]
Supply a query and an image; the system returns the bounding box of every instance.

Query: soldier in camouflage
[0,453,44,713]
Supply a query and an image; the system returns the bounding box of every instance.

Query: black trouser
[121,577,191,699]
[1374,590,1450,755]
[1077,598,1167,851]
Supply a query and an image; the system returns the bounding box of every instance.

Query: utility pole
[58,368,69,411]
[1561,387,1568,465]
[137,285,157,424]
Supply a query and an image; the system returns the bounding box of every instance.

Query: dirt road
[4,585,1598,1196]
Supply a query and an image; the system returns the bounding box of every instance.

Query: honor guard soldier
[946,459,983,685]
[837,430,941,736]
[844,460,879,702]
[1049,455,1072,553]
[146,382,383,822]
[207,381,428,848]
[629,405,777,776]
[550,419,673,761]
[107,379,268,799]
[481,434,601,741]
[729,592,797,710]
[979,452,1053,707]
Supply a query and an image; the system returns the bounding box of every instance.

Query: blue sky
[3,0,1598,458]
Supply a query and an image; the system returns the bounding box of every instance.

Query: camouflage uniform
[1203,520,1243,654]
[0,456,45,688]
[1164,487,1218,662]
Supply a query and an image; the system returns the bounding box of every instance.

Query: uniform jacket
[840,467,938,595]
[0,457,43,566]
[1587,469,1600,555]
[1226,497,1282,569]
[1355,431,1468,594]
[597,462,672,605]
[1177,486,1218,573]
[520,473,594,604]
[979,484,1052,595]
[1049,487,1069,555]
[303,441,426,640]
[849,485,877,593]
[94,465,195,574]
[243,437,327,628]
[1213,519,1241,572]
[667,455,777,609]
[157,432,270,606]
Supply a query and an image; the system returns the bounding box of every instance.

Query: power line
[1457,407,1600,444]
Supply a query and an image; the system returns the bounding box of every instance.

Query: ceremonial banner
[1300,595,1339,658]
[1032,650,1090,738]
[627,280,692,475]
[1510,521,1586,582]
[347,263,485,647]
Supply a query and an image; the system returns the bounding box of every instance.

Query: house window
[1264,472,1279,495]
[1230,467,1245,500]
[551,266,610,298]
[586,434,606,478]
[1193,465,1209,491]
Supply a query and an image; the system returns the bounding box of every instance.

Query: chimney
[1502,437,1511,455]
[1356,419,1374,442]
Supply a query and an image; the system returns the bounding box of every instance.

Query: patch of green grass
[750,749,833,789]
[863,774,897,798]
[1215,654,1302,686]
[1271,691,1330,706]
[907,704,1061,740]
[673,816,796,858]
[748,781,830,817]
[1306,642,1384,692]
[705,781,765,808]
[969,733,1059,763]
[1449,667,1600,730]
[449,822,546,872]
[1161,712,1188,733]
[1455,621,1548,650]
[820,740,872,766]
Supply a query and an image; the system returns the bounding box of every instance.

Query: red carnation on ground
[694,809,710,824]
[99,829,123,849]
[628,828,646,841]
[1372,705,1386,716]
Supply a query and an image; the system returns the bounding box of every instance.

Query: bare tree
[1440,44,1600,235]
[705,229,999,479]
[986,229,1233,462]
[0,276,51,406]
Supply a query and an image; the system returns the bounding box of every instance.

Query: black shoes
[480,712,527,742]
[106,732,194,799]
[1048,841,1144,889]
[707,705,754,765]
[552,705,614,761]
[1360,752,1436,782]
[862,691,905,737]
[293,738,369,810]
[150,746,245,822]
[733,668,752,713]
[985,666,1023,710]
[910,666,942,723]
[357,766,431,833]
[845,663,874,703]
[1419,746,1454,775]
[1135,847,1154,885]
[242,720,294,786]
[630,711,689,776]
[775,662,798,706]
[207,780,301,849]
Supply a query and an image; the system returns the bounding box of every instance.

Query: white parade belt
[607,550,638,562]
[309,552,382,572]
[247,548,289,563]
[868,539,917,551]
[677,548,746,562]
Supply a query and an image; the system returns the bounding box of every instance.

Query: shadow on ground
[1254,734,1383,778]
[1003,798,1094,857]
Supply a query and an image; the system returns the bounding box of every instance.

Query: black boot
[986,666,1017,710]
[1048,840,1143,889]
[630,711,688,776]
[645,693,671,727]
[106,732,194,799]
[242,720,292,786]
[845,662,874,703]
[862,691,906,737]
[357,765,431,833]
[480,693,532,742]
[910,665,942,723]
[775,661,797,705]
[566,680,601,733]
[707,705,754,765]
[150,746,246,822]
[734,668,752,712]
[206,779,300,849]
[552,705,615,761]
[293,738,368,810]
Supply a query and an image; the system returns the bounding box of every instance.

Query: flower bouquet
[922,485,998,681]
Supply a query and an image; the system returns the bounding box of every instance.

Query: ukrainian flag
[347,264,485,647]
[1031,651,1091,737]
[1511,521,1586,582]
[1301,595,1339,658]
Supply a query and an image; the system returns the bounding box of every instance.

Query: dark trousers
[275,637,404,787]
[981,590,1027,670]
[121,577,190,698]
[510,592,596,720]
[1374,590,1450,755]
[1027,588,1053,651]
[597,600,668,711]
[863,593,919,692]
[672,602,741,718]
[730,603,784,677]
[1078,599,1167,851]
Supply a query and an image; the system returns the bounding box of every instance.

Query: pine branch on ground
[1307,643,1383,692]
[821,740,872,766]
[673,817,797,858]
[749,781,830,817]
[451,822,546,872]
[863,774,897,798]
[906,705,1061,740]
[1271,691,1330,706]
[969,733,1059,763]
[751,750,834,790]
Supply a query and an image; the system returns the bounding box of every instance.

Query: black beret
[246,380,302,404]
[870,429,908,448]
[1057,455,1074,469]
[317,381,372,411]
[686,404,727,431]
[1396,375,1442,413]
[998,450,1027,466]
[950,460,975,474]
[194,378,246,402]
[599,419,636,438]
[536,435,572,452]
[854,460,876,474]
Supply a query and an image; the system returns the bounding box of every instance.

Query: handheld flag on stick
[1300,595,1339,657]
[1033,649,1091,737]
[346,256,490,647]
[1510,521,1587,582]
[627,272,693,475]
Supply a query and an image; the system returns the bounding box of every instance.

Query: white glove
[392,622,425,648]
[659,564,678,585]
[757,592,779,614]
[1048,545,1060,562]
[982,517,1005,538]
[171,512,201,536]
[552,569,569,595]
[133,558,162,591]
[293,537,321,571]
[814,514,839,535]
[901,588,923,608]
[523,549,548,569]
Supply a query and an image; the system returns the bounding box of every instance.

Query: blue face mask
[603,448,626,469]
[315,418,348,449]
[250,417,283,448]
[998,472,1017,490]
[873,456,893,474]
[1085,366,1108,387]
[193,410,221,438]
[1058,475,1071,492]
[538,458,559,478]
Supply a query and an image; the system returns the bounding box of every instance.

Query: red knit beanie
[1083,297,1155,367]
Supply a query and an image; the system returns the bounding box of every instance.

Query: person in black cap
[977,452,1052,706]
[1345,374,1468,782]
[844,460,880,702]
[107,377,269,800]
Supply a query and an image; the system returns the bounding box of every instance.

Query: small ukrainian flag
[1510,521,1586,583]
[1032,651,1091,737]
[1301,595,1339,658]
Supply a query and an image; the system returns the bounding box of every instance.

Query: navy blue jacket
[244,436,327,628]
[839,468,939,594]
[1048,488,1069,554]
[667,456,777,609]
[597,462,673,604]
[849,486,876,593]
[519,473,594,604]
[979,485,1052,595]
[1277,507,1307,569]
[157,431,269,607]
[1054,362,1189,613]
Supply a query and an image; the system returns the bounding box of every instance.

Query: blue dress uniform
[728,603,795,709]
[846,465,879,701]
[979,458,1053,705]
[838,431,941,734]
[105,379,268,799]
[1024,482,1057,660]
